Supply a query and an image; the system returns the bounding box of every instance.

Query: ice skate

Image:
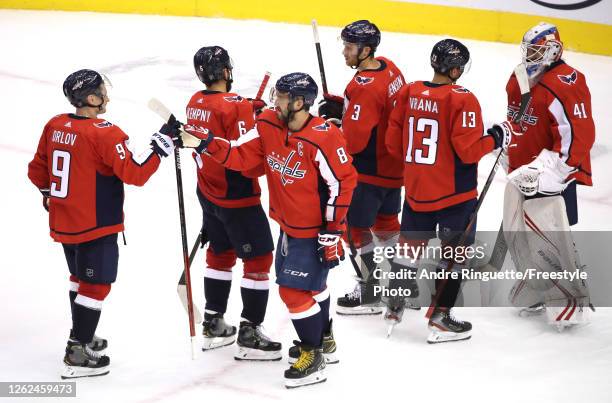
[336,281,382,315]
[427,308,472,344]
[234,321,282,361]
[289,320,338,364]
[70,329,108,352]
[202,314,237,351]
[284,344,326,389]
[384,298,405,338]
[518,302,546,317]
[61,339,110,379]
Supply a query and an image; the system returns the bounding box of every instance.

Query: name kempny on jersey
[388,75,404,98]
[266,150,306,185]
[186,106,212,122]
[51,130,77,146]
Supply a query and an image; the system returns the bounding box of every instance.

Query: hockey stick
[312,19,329,94]
[256,71,271,100]
[424,64,531,319]
[148,98,197,359]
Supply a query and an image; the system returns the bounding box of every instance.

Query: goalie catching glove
[179,124,214,154]
[508,149,576,196]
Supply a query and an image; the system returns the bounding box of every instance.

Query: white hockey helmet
[520,22,563,78]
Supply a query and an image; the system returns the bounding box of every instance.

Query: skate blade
[234,346,282,361]
[427,330,472,344]
[285,370,327,389]
[202,336,235,351]
[61,365,109,379]
[288,352,339,365]
[519,307,546,318]
[336,306,383,316]
[386,322,397,338]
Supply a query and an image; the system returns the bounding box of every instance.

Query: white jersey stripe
[548,97,572,163]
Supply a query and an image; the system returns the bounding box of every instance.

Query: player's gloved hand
[318,93,344,120]
[508,149,576,196]
[487,121,518,150]
[317,230,345,269]
[248,98,267,115]
[326,118,342,128]
[182,124,214,154]
[40,188,50,212]
[151,131,176,157]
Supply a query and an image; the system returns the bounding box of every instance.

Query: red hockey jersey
[186,91,263,208]
[386,81,496,212]
[342,56,405,188]
[506,61,594,186]
[205,109,357,238]
[27,114,161,244]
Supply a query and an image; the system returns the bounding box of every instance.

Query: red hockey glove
[247,98,267,115]
[317,230,345,269]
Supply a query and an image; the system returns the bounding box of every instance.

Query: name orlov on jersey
[266,150,306,185]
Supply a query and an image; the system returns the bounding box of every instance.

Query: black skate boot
[336,280,382,315]
[70,330,107,352]
[234,321,282,361]
[288,319,338,364]
[427,307,472,344]
[61,339,110,379]
[202,313,236,351]
[284,343,326,389]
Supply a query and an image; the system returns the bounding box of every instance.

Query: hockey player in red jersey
[493,23,595,328]
[27,69,180,378]
[318,20,406,315]
[386,40,510,342]
[182,73,357,388]
[186,46,280,359]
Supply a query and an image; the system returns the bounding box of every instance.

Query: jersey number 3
[51,150,71,198]
[405,117,438,165]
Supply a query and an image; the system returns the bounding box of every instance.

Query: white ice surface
[0,10,611,403]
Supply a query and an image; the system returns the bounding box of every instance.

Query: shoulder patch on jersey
[355,76,374,86]
[312,122,331,132]
[452,87,471,94]
[94,121,113,128]
[196,98,204,104]
[223,95,244,103]
[557,70,578,85]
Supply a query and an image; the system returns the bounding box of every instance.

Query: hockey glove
[487,121,518,150]
[40,188,50,211]
[317,230,345,269]
[318,93,344,120]
[183,124,214,154]
[248,98,267,115]
[151,131,176,157]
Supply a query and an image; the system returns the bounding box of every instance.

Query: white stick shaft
[312,19,320,43]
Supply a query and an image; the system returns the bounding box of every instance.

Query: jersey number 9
[50,150,71,198]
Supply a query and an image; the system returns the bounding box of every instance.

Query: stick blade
[148,97,173,122]
[178,284,203,324]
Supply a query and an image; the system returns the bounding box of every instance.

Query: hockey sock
[313,289,330,333]
[69,276,79,335]
[280,287,324,347]
[203,273,232,320]
[240,283,268,325]
[71,282,110,344]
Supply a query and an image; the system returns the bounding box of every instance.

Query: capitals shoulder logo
[224,95,244,102]
[94,121,113,128]
[557,70,577,85]
[313,122,330,132]
[452,87,471,94]
[355,76,374,86]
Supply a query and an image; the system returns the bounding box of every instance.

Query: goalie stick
[421,63,532,321]
[311,19,329,94]
[147,97,197,359]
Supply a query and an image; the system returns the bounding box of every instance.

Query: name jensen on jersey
[266,150,306,185]
[51,130,77,146]
[409,97,439,113]
[186,107,212,122]
[388,75,404,98]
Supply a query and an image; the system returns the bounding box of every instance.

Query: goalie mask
[521,22,563,80]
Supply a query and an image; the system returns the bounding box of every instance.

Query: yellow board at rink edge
[1,0,610,56]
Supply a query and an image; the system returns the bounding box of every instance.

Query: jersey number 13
[405,117,438,165]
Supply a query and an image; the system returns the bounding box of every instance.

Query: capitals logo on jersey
[354,76,374,86]
[224,95,244,103]
[266,150,306,186]
[452,87,471,94]
[557,70,578,85]
[313,122,330,132]
[507,104,538,126]
[94,121,113,128]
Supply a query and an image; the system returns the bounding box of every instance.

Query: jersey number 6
[405,117,438,165]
